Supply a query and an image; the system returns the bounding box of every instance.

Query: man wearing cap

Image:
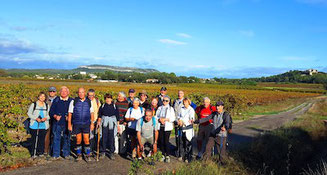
[203,101,232,163]
[157,87,168,107]
[139,90,150,109]
[44,86,57,157]
[127,89,136,107]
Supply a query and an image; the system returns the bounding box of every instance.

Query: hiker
[156,95,175,163]
[125,98,144,159]
[173,90,197,159]
[97,94,120,160]
[49,86,73,160]
[44,86,57,157]
[195,97,216,159]
[27,92,50,158]
[177,98,195,162]
[156,86,168,107]
[87,89,101,156]
[127,88,136,107]
[115,91,129,155]
[136,109,159,160]
[203,101,232,163]
[150,97,159,116]
[139,90,150,109]
[68,87,95,162]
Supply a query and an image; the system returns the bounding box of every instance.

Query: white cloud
[158,39,187,45]
[176,33,192,38]
[239,30,255,37]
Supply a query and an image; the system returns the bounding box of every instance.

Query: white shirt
[125,107,144,129]
[179,106,195,127]
[68,99,94,113]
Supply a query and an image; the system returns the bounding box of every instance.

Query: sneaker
[185,159,189,163]
[159,155,165,162]
[100,153,106,159]
[108,153,115,160]
[165,156,170,163]
[178,157,183,161]
[85,155,92,162]
[50,156,61,161]
[75,155,82,162]
[64,155,71,160]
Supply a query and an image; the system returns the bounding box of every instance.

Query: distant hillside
[3,64,159,74]
[250,69,327,84]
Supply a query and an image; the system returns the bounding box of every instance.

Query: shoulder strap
[152,116,156,128]
[140,107,143,113]
[140,117,144,127]
[45,102,48,111]
[73,97,79,106]
[33,102,37,112]
[129,107,133,115]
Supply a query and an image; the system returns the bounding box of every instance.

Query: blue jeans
[52,123,70,157]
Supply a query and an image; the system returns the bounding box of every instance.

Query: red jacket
[196,105,217,126]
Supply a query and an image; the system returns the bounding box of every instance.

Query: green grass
[0,147,31,170]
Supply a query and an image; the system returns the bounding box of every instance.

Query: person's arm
[49,99,56,120]
[68,100,74,131]
[27,103,36,120]
[154,130,159,145]
[125,108,133,122]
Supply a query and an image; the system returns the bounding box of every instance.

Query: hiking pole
[33,121,40,159]
[96,125,100,162]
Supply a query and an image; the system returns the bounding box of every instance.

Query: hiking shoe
[64,155,72,160]
[100,153,106,159]
[185,159,189,163]
[75,155,82,162]
[178,157,183,161]
[159,155,165,162]
[85,155,92,162]
[165,156,170,163]
[50,156,61,161]
[108,153,115,160]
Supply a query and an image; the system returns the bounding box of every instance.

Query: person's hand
[139,144,144,151]
[117,125,121,133]
[189,120,194,124]
[178,120,183,127]
[68,124,72,132]
[41,118,47,122]
[123,122,127,126]
[36,118,41,122]
[97,121,101,129]
[65,115,68,121]
[54,115,61,121]
[221,126,226,131]
[159,118,165,124]
[90,123,94,131]
[130,118,135,121]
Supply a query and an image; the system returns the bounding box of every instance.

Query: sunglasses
[163,100,169,102]
[49,91,56,93]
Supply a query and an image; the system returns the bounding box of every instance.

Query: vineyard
[0,79,324,169]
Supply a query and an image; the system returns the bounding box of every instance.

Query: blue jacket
[49,96,73,126]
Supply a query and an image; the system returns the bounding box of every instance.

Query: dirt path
[1,98,318,175]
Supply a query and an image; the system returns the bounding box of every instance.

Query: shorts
[73,124,90,135]
[141,137,154,145]
[126,127,137,137]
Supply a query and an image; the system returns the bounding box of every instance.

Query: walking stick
[33,122,40,159]
[96,125,100,162]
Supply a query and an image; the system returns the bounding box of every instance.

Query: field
[0,78,325,170]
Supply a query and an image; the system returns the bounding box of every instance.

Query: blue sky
[0,0,326,78]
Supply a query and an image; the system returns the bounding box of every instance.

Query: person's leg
[131,133,137,158]
[164,131,171,157]
[44,126,51,155]
[83,133,91,156]
[76,133,82,159]
[101,126,108,153]
[197,126,204,156]
[108,129,115,155]
[159,128,165,155]
[181,133,187,160]
[30,129,37,156]
[37,129,46,155]
[203,136,215,160]
[119,124,127,155]
[217,136,227,163]
[52,124,61,158]
[62,126,71,157]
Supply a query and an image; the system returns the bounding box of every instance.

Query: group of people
[27,85,232,164]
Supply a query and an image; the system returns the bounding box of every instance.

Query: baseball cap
[49,86,57,92]
[128,88,135,93]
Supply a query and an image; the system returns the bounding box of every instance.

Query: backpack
[100,103,116,110]
[129,107,143,115]
[140,116,156,129]
[222,111,233,134]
